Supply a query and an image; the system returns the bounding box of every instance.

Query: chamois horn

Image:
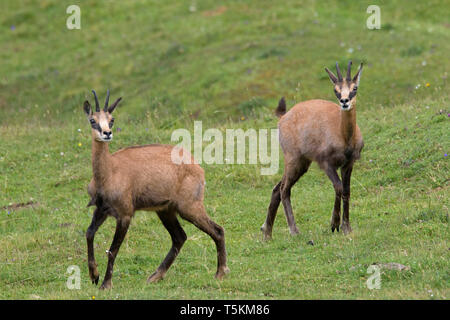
[335,62,343,81]
[92,90,100,112]
[346,61,352,81]
[104,89,110,111]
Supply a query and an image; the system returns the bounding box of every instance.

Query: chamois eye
[353,86,358,91]
[89,119,96,124]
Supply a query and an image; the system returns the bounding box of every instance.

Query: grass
[0,0,448,299]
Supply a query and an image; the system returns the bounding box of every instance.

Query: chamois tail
[275,97,287,118]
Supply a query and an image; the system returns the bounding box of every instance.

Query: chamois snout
[100,129,113,142]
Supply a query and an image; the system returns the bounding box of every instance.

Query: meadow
[0,0,448,299]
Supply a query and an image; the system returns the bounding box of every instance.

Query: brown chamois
[83,90,229,290]
[261,61,364,239]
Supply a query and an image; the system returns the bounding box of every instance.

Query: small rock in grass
[349,264,362,271]
[307,240,314,246]
[376,262,410,271]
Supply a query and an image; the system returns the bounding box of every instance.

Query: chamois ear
[83,100,92,116]
[325,67,338,84]
[107,97,122,114]
[352,63,363,86]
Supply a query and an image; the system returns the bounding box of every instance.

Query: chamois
[261,61,364,239]
[83,90,229,290]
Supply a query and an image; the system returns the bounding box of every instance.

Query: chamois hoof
[89,268,100,285]
[331,226,340,233]
[262,233,272,241]
[289,227,300,236]
[330,214,341,233]
[331,222,340,233]
[147,270,165,283]
[341,223,352,235]
[215,266,230,280]
[99,281,112,290]
[260,224,272,241]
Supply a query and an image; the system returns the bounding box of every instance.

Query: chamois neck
[340,102,357,146]
[91,135,112,185]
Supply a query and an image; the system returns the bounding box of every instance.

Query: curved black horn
[104,89,110,111]
[92,90,100,112]
[346,61,352,81]
[335,62,343,81]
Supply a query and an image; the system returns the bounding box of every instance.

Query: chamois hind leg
[178,201,229,279]
[322,163,343,233]
[148,208,187,283]
[99,215,131,290]
[261,181,281,240]
[280,158,311,236]
[340,163,354,234]
[86,207,108,285]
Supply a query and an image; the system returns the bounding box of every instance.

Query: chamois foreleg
[147,208,187,283]
[86,207,107,285]
[341,163,354,234]
[323,164,343,233]
[99,215,131,290]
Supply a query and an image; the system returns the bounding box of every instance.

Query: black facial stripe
[334,90,341,99]
[348,90,357,100]
[109,119,114,128]
[91,123,102,133]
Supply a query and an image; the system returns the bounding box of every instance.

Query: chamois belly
[89,191,171,216]
[134,197,170,212]
[315,145,360,168]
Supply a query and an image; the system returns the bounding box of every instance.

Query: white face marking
[99,118,109,131]
[341,87,350,98]
[96,133,113,142]
[341,102,352,111]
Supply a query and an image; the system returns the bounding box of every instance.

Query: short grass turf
[0,0,448,299]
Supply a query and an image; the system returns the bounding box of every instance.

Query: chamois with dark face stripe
[261,61,364,239]
[83,90,229,290]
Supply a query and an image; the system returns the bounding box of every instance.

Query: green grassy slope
[0,0,448,299]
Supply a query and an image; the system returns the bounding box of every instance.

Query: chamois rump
[83,90,229,290]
